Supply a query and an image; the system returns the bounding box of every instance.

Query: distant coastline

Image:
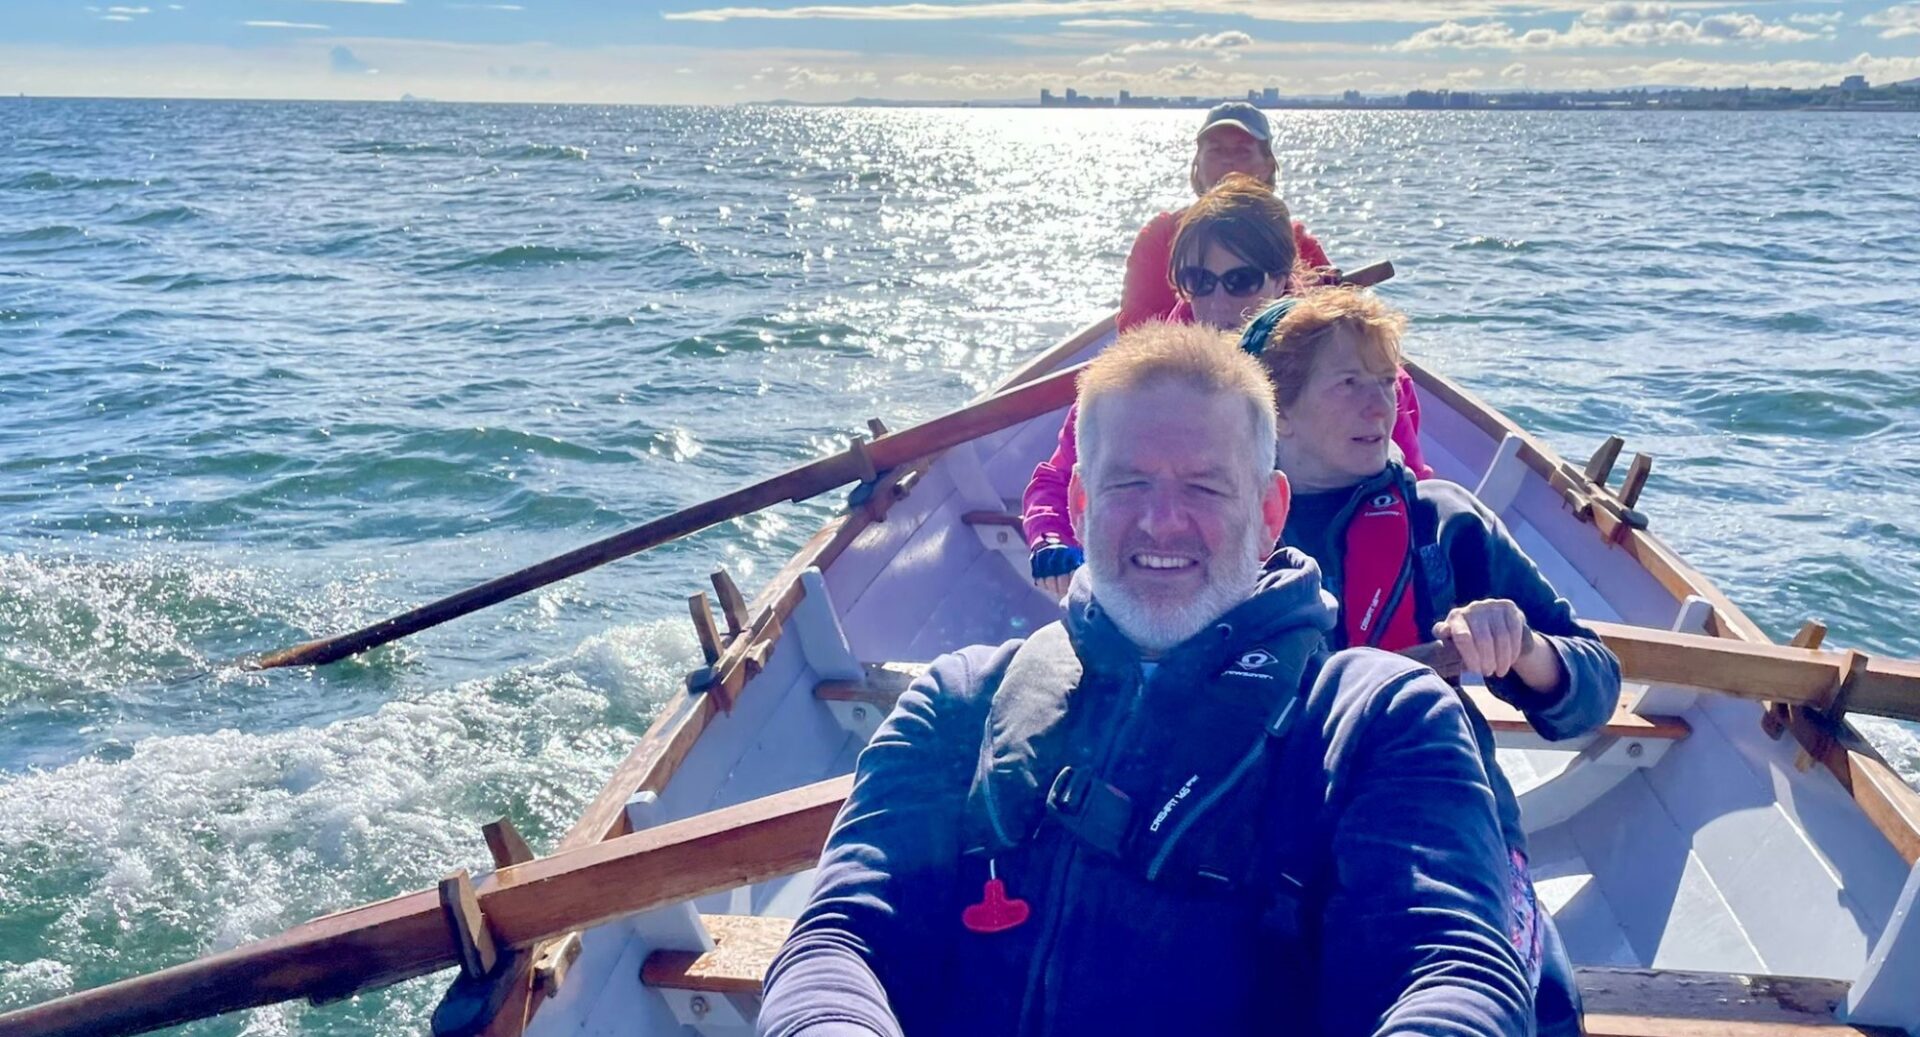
[8,81,1919,112]
[763,75,1920,112]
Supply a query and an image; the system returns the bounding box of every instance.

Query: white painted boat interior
[520,326,1920,1037]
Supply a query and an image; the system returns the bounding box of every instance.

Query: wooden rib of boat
[5,314,1920,1037]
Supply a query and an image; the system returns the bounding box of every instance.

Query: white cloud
[1788,11,1843,26]
[1697,12,1819,42]
[1578,2,1671,24]
[781,65,879,87]
[1501,60,1528,77]
[1185,29,1251,48]
[1059,16,1152,25]
[1162,61,1204,80]
[1863,3,1920,38]
[1080,27,1252,64]
[661,0,1675,24]
[243,19,331,27]
[1560,50,1920,87]
[1393,6,1819,50]
[108,5,152,13]
[1396,20,1528,48]
[330,44,375,72]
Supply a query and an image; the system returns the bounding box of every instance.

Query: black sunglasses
[1176,265,1270,298]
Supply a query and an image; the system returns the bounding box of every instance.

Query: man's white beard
[1088,507,1269,654]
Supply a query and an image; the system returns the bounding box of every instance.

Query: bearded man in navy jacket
[759,323,1532,1037]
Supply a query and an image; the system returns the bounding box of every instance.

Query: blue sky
[3,0,1917,101]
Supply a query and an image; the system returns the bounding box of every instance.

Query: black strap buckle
[1046,766,1134,858]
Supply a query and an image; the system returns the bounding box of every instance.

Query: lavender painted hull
[506,316,1920,1037]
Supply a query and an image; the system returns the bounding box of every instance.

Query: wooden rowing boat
[6,314,1920,1037]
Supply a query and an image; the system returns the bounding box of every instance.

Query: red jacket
[1118,210,1331,332]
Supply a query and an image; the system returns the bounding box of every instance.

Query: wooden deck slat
[641,915,1896,1036]
[639,915,792,995]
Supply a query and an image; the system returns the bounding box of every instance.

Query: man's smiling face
[1070,380,1285,653]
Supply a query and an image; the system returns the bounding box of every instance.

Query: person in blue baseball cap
[1117,102,1334,334]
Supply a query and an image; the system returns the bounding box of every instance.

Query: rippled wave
[434,243,611,271]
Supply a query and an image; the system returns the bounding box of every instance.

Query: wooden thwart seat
[644,914,1888,1036]
[639,915,790,995]
[817,662,1692,744]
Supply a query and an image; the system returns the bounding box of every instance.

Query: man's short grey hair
[1074,321,1278,488]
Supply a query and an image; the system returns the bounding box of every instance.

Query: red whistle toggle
[962,861,1030,934]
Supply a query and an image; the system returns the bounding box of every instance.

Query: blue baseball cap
[1197,102,1272,144]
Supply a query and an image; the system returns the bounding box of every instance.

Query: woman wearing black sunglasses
[1166,173,1302,330]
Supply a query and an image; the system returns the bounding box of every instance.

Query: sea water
[3,99,1919,1032]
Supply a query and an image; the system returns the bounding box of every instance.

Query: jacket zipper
[1144,697,1297,881]
[1367,551,1418,649]
[1016,667,1146,1037]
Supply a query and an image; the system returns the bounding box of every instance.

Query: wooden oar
[0,777,853,1037]
[235,260,1398,674]
[1590,619,1920,724]
[236,360,1088,672]
[1413,621,1920,725]
[1338,259,1395,287]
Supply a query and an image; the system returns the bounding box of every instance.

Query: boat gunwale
[1404,359,1920,868]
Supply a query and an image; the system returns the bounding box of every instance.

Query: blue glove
[1030,540,1084,582]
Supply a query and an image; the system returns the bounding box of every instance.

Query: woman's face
[1193,126,1274,194]
[1178,240,1290,331]
[1275,327,1399,491]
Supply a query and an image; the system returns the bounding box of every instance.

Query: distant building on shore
[1033,76,1915,112]
[1040,86,1281,108]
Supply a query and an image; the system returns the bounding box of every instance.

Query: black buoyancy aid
[960,620,1327,900]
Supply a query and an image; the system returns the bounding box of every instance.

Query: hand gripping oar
[238,360,1089,672]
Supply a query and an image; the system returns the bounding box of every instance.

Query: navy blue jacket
[759,558,1531,1037]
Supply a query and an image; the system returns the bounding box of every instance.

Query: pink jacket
[1020,368,1432,551]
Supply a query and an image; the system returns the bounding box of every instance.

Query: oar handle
[1400,638,1463,680]
[1338,260,1395,288]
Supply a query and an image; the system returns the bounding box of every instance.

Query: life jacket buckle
[1045,766,1133,858]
